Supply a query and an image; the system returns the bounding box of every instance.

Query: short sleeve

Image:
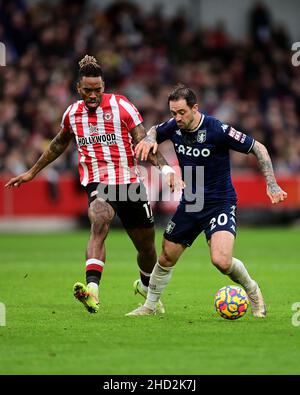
[60,105,72,133]
[118,96,143,131]
[155,118,177,144]
[216,120,255,154]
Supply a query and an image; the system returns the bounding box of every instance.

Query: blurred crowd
[1,0,300,178]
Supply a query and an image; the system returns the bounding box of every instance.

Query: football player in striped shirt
[5,56,184,314]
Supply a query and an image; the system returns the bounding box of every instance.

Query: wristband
[161,165,175,176]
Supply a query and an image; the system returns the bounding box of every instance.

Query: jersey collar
[185,113,205,133]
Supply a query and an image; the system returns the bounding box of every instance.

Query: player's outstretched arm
[130,124,185,192]
[134,126,158,161]
[5,128,72,188]
[250,141,287,204]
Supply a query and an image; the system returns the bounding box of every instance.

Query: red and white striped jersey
[61,93,143,186]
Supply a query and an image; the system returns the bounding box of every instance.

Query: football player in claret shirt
[126,84,287,317]
[5,56,184,314]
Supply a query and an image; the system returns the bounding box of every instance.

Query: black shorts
[164,201,237,246]
[85,182,154,229]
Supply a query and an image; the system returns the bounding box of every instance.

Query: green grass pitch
[0,227,299,374]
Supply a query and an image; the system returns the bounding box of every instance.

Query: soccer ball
[214,285,249,320]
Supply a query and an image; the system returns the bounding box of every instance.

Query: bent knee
[211,253,232,273]
[159,250,177,268]
[89,199,114,230]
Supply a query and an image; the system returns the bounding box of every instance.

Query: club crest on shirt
[103,111,113,121]
[197,129,206,143]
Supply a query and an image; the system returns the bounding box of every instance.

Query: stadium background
[1,0,300,378]
[1,0,300,231]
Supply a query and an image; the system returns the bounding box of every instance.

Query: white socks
[141,258,254,311]
[144,262,174,311]
[225,257,256,292]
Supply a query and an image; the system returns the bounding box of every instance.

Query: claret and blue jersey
[156,114,255,206]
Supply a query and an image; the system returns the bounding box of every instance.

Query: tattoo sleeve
[144,126,157,143]
[130,124,168,169]
[251,141,281,194]
[30,128,72,176]
[130,124,148,144]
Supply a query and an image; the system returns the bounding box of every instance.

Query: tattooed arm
[5,128,73,188]
[130,124,185,192]
[134,126,158,161]
[251,141,287,204]
[130,124,167,168]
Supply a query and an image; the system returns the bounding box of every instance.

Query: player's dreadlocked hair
[168,83,197,108]
[78,55,103,80]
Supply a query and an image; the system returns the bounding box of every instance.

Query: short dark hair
[78,55,103,80]
[168,84,197,108]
